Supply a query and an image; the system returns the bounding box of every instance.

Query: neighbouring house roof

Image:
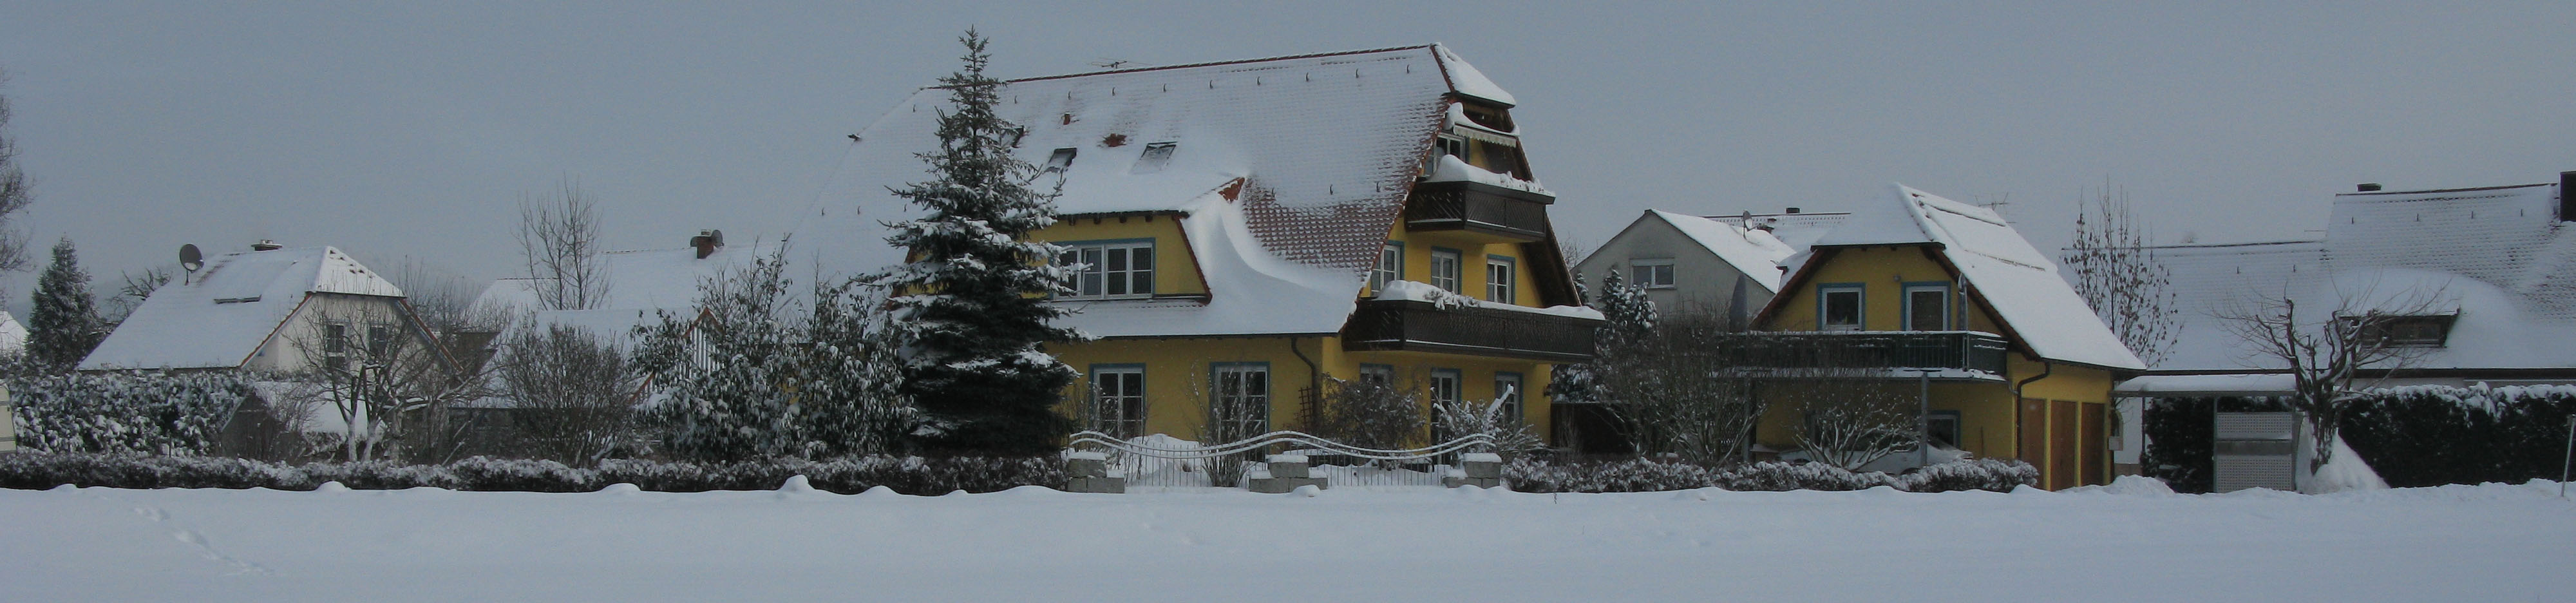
[1643,209,1799,294]
[1711,210,1851,252]
[0,311,25,354]
[471,243,766,346]
[2144,180,2576,374]
[1779,184,2146,370]
[80,246,404,370]
[798,44,1540,338]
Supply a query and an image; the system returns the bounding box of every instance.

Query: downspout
[2013,358,2054,463]
[1289,336,1322,431]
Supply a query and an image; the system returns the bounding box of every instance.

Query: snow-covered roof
[1645,209,1797,293]
[798,44,1523,338]
[80,246,404,370]
[1712,211,1852,251]
[2145,180,2576,373]
[1785,185,2146,370]
[472,243,766,345]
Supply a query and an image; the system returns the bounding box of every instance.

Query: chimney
[2561,171,2576,222]
[1785,207,1802,214]
[250,240,283,251]
[690,229,724,259]
[2357,183,2382,192]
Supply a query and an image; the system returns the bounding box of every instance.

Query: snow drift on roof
[1649,210,1796,293]
[1801,185,2145,370]
[2144,180,2576,372]
[797,44,1508,338]
[81,247,404,370]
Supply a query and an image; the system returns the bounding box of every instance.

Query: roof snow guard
[80,247,404,370]
[802,44,1517,338]
[1792,185,2145,370]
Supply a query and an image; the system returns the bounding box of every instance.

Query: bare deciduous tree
[0,68,35,276]
[99,267,171,328]
[518,180,609,311]
[2063,182,2179,365]
[1783,378,1917,470]
[493,324,640,465]
[2215,285,2446,474]
[289,305,480,461]
[1603,316,1766,465]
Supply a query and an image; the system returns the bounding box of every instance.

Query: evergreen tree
[28,238,103,368]
[1548,269,1656,406]
[869,30,1079,455]
[635,245,917,461]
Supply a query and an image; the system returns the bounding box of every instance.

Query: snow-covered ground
[8,480,2573,602]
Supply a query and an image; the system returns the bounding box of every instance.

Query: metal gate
[2213,412,2297,492]
[1066,430,1496,491]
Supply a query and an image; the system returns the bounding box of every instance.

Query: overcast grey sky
[4,2,2573,313]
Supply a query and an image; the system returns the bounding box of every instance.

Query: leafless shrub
[493,324,641,466]
[1782,379,1917,470]
[518,180,609,311]
[1313,376,1425,452]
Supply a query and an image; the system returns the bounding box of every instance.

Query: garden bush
[0,453,1062,495]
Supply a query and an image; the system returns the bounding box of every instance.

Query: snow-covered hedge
[1503,457,2036,493]
[7,371,257,456]
[2340,384,2576,488]
[0,453,1064,495]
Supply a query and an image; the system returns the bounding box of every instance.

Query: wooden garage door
[2051,399,2078,490]
[2081,402,2107,486]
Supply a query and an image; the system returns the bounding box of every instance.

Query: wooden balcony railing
[1403,180,1554,242]
[1714,331,2012,379]
[1341,299,1599,362]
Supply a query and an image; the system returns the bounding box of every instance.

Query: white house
[80,244,427,373]
[1575,208,1846,327]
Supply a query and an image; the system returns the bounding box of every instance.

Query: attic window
[1459,102,1515,131]
[1130,142,1177,174]
[2353,314,2456,347]
[1044,148,1077,173]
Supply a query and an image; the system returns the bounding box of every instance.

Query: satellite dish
[179,244,204,285]
[707,229,724,247]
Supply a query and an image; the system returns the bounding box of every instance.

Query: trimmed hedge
[2145,386,2576,492]
[1503,457,2036,493]
[0,453,1063,495]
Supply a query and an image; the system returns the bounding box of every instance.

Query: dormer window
[2353,314,2456,347]
[1057,240,1154,300]
[1131,142,1177,174]
[1044,148,1078,173]
[1459,102,1515,131]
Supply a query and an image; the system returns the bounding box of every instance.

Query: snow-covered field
[8,480,2574,602]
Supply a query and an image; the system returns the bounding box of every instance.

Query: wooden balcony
[1403,180,1554,242]
[1341,299,1600,362]
[1714,331,2012,380]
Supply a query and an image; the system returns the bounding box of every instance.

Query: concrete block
[1065,457,1108,479]
[1249,476,1328,493]
[1065,476,1126,493]
[1267,461,1310,479]
[1463,460,1502,479]
[1443,476,1504,489]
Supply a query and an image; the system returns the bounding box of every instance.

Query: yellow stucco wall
[1374,220,1542,307]
[1029,213,1208,296]
[1050,336,1558,445]
[1754,244,2118,489]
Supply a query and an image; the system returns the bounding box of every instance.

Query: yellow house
[1748,185,2145,490]
[822,45,1598,447]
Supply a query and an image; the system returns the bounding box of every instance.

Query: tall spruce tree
[1547,269,1656,406]
[28,238,103,368]
[870,30,1079,454]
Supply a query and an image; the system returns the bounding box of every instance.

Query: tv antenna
[178,244,204,285]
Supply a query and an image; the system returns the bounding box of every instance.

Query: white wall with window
[1059,240,1155,300]
[1629,258,1675,289]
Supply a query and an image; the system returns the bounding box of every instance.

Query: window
[2354,314,2456,347]
[1429,368,1462,406]
[1211,363,1270,439]
[1927,410,1962,448]
[1358,363,1396,386]
[1630,258,1676,289]
[1904,283,1951,331]
[1090,365,1146,438]
[1371,242,1404,292]
[1820,283,1864,330]
[1057,240,1155,299]
[1435,135,1470,161]
[1486,256,1516,303]
[1430,249,1463,293]
[366,325,392,358]
[1131,142,1177,174]
[1043,147,1077,172]
[1494,372,1524,426]
[322,322,349,372]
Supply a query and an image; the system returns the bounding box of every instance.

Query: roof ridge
[1003,44,1435,84]
[2337,182,2552,196]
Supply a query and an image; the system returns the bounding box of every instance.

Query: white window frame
[321,321,350,372]
[1429,368,1463,406]
[1090,365,1147,438]
[1493,372,1524,426]
[1211,363,1271,439]
[1485,255,1516,303]
[1430,249,1464,293]
[1902,283,1951,331]
[1371,242,1404,293]
[1057,240,1155,300]
[1819,283,1865,331]
[1630,258,1676,289]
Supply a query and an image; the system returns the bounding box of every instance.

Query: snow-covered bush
[0,452,1060,495]
[8,370,256,455]
[1504,457,2036,493]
